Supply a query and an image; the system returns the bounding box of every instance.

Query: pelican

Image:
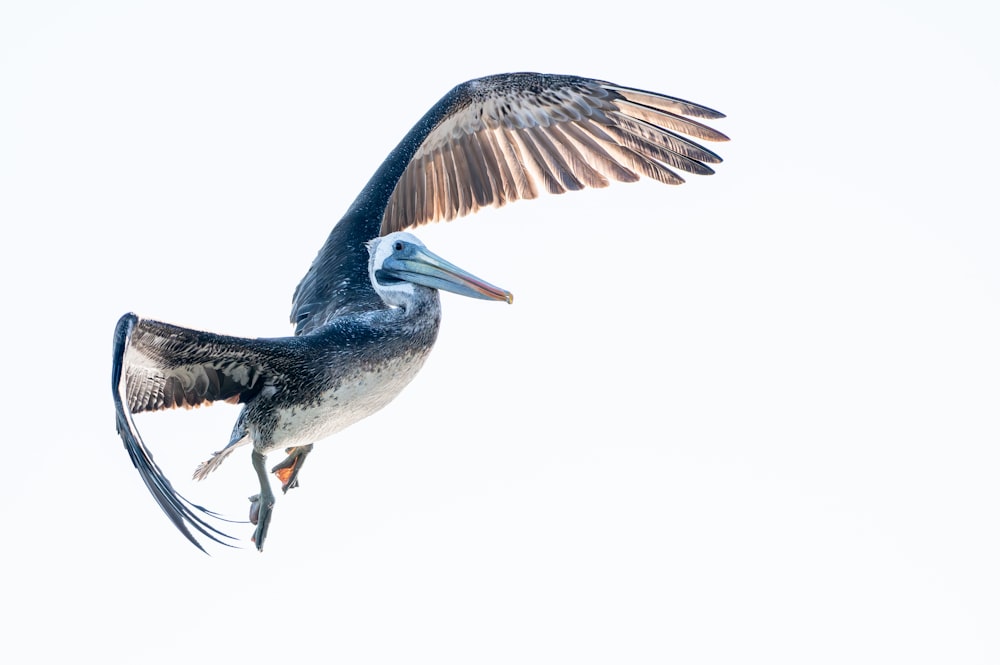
[112,72,728,552]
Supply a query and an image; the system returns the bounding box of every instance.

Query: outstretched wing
[381,73,729,234]
[119,316,270,414]
[111,313,282,552]
[290,72,728,335]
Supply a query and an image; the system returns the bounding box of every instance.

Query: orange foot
[270,444,314,494]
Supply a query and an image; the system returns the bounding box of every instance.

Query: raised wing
[381,73,729,234]
[290,72,728,335]
[112,313,284,552]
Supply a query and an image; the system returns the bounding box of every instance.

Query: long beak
[378,243,513,303]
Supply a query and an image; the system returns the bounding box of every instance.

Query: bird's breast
[267,349,432,449]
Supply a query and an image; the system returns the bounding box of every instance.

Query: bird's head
[367,231,513,308]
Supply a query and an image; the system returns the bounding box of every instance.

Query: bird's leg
[270,444,314,493]
[248,450,275,552]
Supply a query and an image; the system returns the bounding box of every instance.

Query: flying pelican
[112,72,728,552]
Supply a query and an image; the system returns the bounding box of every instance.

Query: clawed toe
[248,493,262,525]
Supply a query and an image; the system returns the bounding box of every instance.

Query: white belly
[267,354,428,449]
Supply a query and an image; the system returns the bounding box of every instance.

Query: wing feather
[544,124,609,189]
[560,121,640,184]
[112,314,248,552]
[123,319,268,414]
[379,73,728,234]
[603,83,728,119]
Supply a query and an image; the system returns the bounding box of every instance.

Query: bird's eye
[393,241,404,251]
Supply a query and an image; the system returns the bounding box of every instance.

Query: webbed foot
[271,444,314,493]
[248,492,274,551]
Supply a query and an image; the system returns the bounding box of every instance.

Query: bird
[111,71,729,552]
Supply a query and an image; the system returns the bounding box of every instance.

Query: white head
[367,231,512,308]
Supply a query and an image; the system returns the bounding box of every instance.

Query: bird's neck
[388,288,442,334]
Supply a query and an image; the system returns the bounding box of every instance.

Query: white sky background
[1,1,998,663]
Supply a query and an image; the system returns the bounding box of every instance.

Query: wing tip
[112,312,241,554]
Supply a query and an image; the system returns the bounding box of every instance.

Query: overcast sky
[2,1,998,663]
